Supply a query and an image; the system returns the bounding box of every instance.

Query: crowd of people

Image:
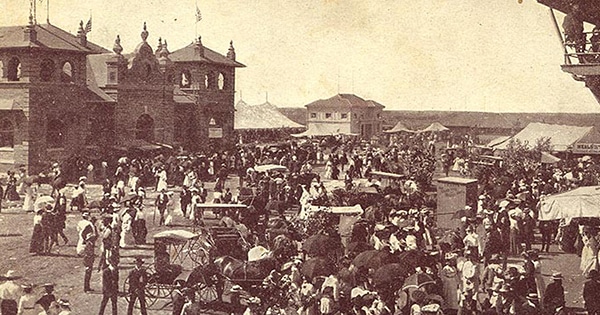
[4,131,600,314]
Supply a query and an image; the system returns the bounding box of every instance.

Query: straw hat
[552,272,563,280]
[4,270,20,280]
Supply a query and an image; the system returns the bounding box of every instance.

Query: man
[98,261,118,315]
[180,186,191,218]
[83,232,96,293]
[543,272,565,315]
[155,189,169,226]
[76,212,95,256]
[35,283,55,313]
[126,257,148,315]
[0,270,22,315]
[54,188,69,246]
[584,270,600,315]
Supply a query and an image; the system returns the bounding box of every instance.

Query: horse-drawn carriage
[123,230,217,308]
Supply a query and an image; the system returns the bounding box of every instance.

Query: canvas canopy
[418,122,449,133]
[384,122,414,134]
[541,152,561,164]
[538,186,600,221]
[235,100,304,130]
[492,122,593,152]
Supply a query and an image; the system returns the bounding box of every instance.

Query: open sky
[2,0,600,112]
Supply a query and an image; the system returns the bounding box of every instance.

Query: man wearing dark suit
[180,186,191,218]
[543,272,565,315]
[127,257,148,315]
[98,261,118,315]
[584,270,600,315]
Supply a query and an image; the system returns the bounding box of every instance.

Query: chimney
[76,20,87,47]
[24,15,37,42]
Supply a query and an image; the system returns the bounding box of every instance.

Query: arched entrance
[136,114,154,141]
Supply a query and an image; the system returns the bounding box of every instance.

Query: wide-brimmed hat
[552,272,563,280]
[526,293,539,301]
[247,296,261,304]
[21,283,33,289]
[57,299,70,307]
[230,285,243,293]
[4,270,20,280]
[42,282,54,288]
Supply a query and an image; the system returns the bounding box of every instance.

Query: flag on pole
[195,5,202,23]
[84,16,92,33]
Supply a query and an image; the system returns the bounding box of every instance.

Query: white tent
[384,122,414,134]
[419,122,449,133]
[539,186,600,221]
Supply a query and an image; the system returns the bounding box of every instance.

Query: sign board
[208,127,223,139]
[573,143,600,154]
[436,177,478,230]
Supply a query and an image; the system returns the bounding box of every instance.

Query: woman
[324,160,333,179]
[580,226,599,277]
[156,167,168,192]
[5,171,19,201]
[29,209,45,254]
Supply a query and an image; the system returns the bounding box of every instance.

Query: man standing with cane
[127,257,148,315]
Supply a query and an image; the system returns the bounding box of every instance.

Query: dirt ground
[0,169,588,314]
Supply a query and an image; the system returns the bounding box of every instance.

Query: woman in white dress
[156,168,168,192]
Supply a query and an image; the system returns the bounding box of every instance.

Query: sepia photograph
[0,0,600,314]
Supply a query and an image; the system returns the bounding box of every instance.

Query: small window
[0,119,14,148]
[341,113,348,119]
[310,113,317,119]
[325,113,332,119]
[40,59,55,82]
[180,70,192,88]
[204,74,209,89]
[61,61,73,83]
[218,73,225,90]
[354,113,357,119]
[7,57,21,81]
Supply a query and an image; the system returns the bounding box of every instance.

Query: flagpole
[46,0,49,23]
[195,0,198,40]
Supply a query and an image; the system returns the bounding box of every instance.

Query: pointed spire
[227,40,236,61]
[24,13,37,42]
[141,22,148,42]
[195,36,204,57]
[155,37,163,56]
[158,39,170,58]
[77,20,87,47]
[113,35,123,55]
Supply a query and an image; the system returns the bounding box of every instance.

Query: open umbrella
[346,242,373,255]
[401,272,436,291]
[352,250,393,270]
[303,234,340,257]
[34,196,55,211]
[372,263,410,289]
[301,257,335,279]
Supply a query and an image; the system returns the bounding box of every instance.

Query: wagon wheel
[122,271,158,309]
[195,273,219,304]
[145,271,172,301]
[187,238,211,266]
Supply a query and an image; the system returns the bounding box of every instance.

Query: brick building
[0,19,243,174]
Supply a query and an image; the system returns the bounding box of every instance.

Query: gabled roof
[235,100,304,130]
[305,94,385,109]
[493,122,593,151]
[0,23,109,53]
[169,43,245,67]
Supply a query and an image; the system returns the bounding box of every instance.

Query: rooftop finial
[141,22,148,41]
[227,40,236,60]
[113,35,123,55]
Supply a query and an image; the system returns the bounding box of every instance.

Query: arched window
[40,59,55,82]
[7,57,20,81]
[180,69,192,88]
[47,119,66,148]
[217,73,225,90]
[0,119,14,148]
[136,114,154,141]
[61,61,74,83]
